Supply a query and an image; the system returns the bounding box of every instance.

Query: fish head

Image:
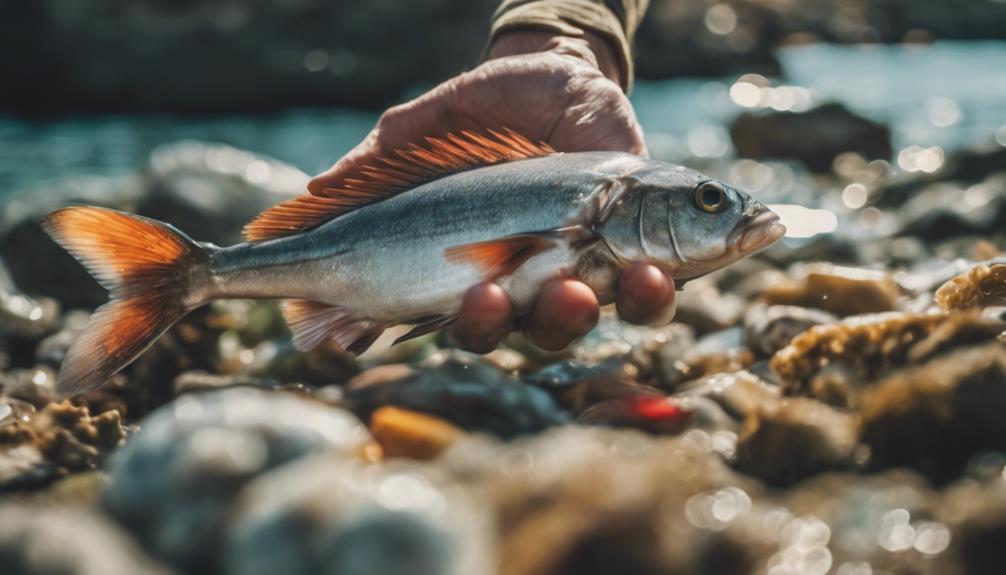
[598,164,785,283]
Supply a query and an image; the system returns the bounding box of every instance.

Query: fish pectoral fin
[281,299,383,354]
[393,315,459,346]
[444,231,563,281]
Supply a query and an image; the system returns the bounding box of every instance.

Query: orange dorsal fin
[244,128,555,242]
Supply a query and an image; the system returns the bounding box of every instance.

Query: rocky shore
[0,118,1004,574]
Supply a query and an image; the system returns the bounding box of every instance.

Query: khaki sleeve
[490,0,650,92]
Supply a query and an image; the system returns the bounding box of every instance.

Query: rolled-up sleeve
[490,0,650,92]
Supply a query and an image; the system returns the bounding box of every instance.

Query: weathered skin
[204,152,783,324]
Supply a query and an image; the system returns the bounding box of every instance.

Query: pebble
[103,387,370,569]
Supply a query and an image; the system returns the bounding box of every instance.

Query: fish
[42,129,785,395]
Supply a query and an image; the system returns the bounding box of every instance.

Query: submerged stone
[103,387,369,570]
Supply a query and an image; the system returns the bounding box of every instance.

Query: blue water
[1,41,1004,198]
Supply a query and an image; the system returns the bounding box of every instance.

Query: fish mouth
[730,209,786,255]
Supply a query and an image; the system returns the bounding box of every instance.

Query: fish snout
[727,200,785,255]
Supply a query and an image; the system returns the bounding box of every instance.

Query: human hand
[309,30,676,353]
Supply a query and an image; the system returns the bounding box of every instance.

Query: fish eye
[694,181,729,213]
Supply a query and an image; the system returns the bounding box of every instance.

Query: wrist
[487,29,623,87]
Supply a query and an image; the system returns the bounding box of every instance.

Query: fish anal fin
[445,233,559,281]
[393,315,458,346]
[281,300,383,354]
[244,128,555,243]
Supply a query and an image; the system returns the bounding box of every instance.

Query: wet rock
[472,426,762,575]
[894,258,977,295]
[735,398,858,486]
[0,366,58,408]
[942,480,1006,575]
[677,370,781,421]
[772,311,1005,406]
[760,263,901,316]
[743,303,838,358]
[935,258,1006,310]
[0,258,59,339]
[521,359,627,394]
[658,328,755,390]
[33,309,89,370]
[370,406,463,460]
[0,142,304,308]
[103,387,370,570]
[730,103,892,173]
[0,504,174,575]
[779,471,955,574]
[896,174,1006,241]
[172,370,281,395]
[674,278,748,334]
[859,343,1006,484]
[343,351,569,439]
[225,455,491,575]
[572,314,693,367]
[482,347,532,374]
[0,397,124,490]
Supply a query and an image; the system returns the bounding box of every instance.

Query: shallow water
[1,41,1004,198]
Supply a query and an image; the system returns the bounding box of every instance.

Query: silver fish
[43,130,784,394]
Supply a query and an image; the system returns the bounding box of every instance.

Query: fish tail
[42,206,211,395]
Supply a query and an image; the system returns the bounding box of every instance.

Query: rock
[472,426,763,575]
[896,174,1006,241]
[0,397,125,491]
[343,351,569,439]
[33,310,89,370]
[172,370,281,395]
[730,103,892,172]
[0,258,59,339]
[370,406,463,460]
[743,303,838,358]
[760,263,901,317]
[735,398,858,486]
[674,278,748,334]
[779,471,955,574]
[225,455,491,575]
[0,366,58,408]
[658,327,754,390]
[872,146,1006,209]
[942,480,1006,575]
[677,370,781,421]
[772,311,1005,406]
[0,504,174,575]
[935,258,1006,310]
[859,343,1006,484]
[0,142,304,308]
[103,387,370,570]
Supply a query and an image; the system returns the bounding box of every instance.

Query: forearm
[488,0,650,92]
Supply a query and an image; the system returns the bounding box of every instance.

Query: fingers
[616,262,677,326]
[524,278,600,351]
[451,283,513,353]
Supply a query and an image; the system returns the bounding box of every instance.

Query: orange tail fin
[42,207,208,395]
